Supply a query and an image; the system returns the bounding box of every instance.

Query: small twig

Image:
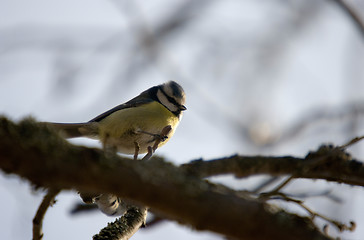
[252,177,280,193]
[256,174,354,235]
[286,190,342,204]
[339,135,364,149]
[259,176,294,200]
[265,192,355,234]
[295,199,355,233]
[33,188,61,240]
[272,176,294,193]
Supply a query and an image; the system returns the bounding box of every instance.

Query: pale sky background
[1,0,364,239]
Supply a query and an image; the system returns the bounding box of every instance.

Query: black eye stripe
[160,88,181,108]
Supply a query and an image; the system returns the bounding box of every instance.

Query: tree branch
[181,145,364,187]
[0,116,349,239]
[32,188,60,240]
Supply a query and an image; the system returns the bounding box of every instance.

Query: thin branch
[32,188,60,240]
[252,177,280,193]
[265,192,356,234]
[258,176,294,200]
[253,176,350,233]
[285,190,342,204]
[252,178,352,235]
[270,176,294,193]
[339,135,364,149]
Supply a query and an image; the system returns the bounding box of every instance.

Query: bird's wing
[43,122,99,138]
[89,91,154,123]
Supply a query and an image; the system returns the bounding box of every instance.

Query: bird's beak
[180,105,187,111]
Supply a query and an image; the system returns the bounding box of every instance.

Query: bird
[46,81,186,155]
[44,81,186,216]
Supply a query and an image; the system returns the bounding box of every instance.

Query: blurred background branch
[1,0,364,239]
[330,0,364,38]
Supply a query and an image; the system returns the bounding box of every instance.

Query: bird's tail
[42,122,99,139]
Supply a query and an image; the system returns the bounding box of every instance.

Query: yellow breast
[97,101,180,154]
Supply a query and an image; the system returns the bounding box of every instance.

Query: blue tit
[46,81,186,155]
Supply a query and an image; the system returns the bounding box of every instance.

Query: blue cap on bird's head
[157,81,187,116]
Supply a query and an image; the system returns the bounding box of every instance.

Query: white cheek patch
[157,89,178,112]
